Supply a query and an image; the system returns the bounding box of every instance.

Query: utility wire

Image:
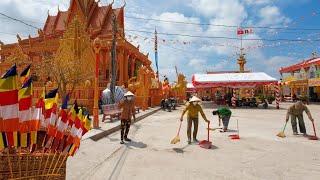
[0,11,319,43]
[126,29,320,42]
[125,16,320,31]
[0,12,40,30]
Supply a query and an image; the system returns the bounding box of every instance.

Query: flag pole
[155,27,159,80]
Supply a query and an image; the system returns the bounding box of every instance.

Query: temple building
[280,53,320,102]
[0,0,155,110]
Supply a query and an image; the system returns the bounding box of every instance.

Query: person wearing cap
[285,100,314,136]
[119,91,136,144]
[180,96,210,144]
[212,107,232,132]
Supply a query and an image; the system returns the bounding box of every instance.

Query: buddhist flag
[72,108,83,143]
[69,123,83,156]
[82,115,92,135]
[18,78,32,147]
[56,94,69,140]
[68,109,85,156]
[68,101,78,127]
[45,88,59,110]
[66,101,81,145]
[0,64,19,147]
[43,88,58,128]
[44,88,59,149]
[30,96,44,146]
[20,64,31,84]
[0,111,8,150]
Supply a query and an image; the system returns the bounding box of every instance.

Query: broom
[171,121,182,144]
[277,121,288,138]
[308,121,318,140]
[207,127,223,131]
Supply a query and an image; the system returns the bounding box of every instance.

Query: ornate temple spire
[237,48,246,73]
[78,0,95,16]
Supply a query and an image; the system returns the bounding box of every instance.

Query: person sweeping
[119,91,136,144]
[180,96,210,144]
[285,100,314,136]
[212,107,232,132]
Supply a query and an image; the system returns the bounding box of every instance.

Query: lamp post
[93,37,101,129]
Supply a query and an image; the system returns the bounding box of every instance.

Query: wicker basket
[0,152,67,180]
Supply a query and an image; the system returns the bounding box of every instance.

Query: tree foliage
[38,16,95,99]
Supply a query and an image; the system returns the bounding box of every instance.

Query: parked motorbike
[169,98,177,110]
[262,99,268,109]
[161,99,172,112]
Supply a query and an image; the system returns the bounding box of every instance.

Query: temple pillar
[105,49,111,82]
[131,57,136,77]
[99,50,103,83]
[101,50,107,81]
[124,51,129,85]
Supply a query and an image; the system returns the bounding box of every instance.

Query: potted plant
[258,95,265,102]
[267,96,275,104]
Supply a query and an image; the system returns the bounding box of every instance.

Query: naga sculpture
[127,66,155,110]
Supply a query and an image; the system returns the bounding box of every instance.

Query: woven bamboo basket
[0,152,67,180]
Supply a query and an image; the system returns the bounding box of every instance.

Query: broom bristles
[170,136,180,144]
[277,132,286,138]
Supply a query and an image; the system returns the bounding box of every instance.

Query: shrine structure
[0,0,160,111]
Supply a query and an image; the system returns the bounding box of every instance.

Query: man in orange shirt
[119,91,136,144]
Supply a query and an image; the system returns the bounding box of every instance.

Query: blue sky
[0,0,320,82]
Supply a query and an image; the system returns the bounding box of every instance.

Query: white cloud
[206,60,231,71]
[188,58,233,73]
[153,12,203,41]
[188,0,251,56]
[264,56,294,67]
[188,58,207,67]
[246,53,295,78]
[0,0,69,44]
[244,0,274,6]
[258,5,291,27]
[191,0,247,21]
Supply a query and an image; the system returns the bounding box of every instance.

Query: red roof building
[279,56,320,101]
[279,57,320,74]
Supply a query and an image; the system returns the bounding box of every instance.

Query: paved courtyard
[67,103,320,180]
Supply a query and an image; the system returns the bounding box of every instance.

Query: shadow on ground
[126,141,148,149]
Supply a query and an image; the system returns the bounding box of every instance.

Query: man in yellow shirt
[180,96,210,144]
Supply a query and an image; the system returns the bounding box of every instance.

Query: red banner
[237,28,253,35]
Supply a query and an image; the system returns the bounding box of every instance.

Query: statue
[171,73,187,101]
[162,76,171,98]
[127,66,153,110]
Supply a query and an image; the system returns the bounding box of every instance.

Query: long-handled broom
[309,121,318,141]
[230,119,240,140]
[277,121,288,138]
[171,121,182,144]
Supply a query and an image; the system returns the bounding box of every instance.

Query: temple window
[106,69,109,80]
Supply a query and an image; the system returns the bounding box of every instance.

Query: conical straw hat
[189,96,201,102]
[124,91,134,97]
